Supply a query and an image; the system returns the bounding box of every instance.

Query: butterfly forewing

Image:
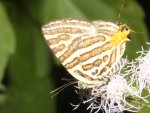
[42,19,126,85]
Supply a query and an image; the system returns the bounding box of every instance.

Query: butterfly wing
[42,19,98,84]
[42,19,126,85]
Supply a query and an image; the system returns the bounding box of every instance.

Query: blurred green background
[0,0,149,113]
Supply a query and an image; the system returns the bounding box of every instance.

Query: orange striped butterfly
[41,18,131,89]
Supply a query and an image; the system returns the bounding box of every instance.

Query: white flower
[73,74,144,113]
[126,46,150,94]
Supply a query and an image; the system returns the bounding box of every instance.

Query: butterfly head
[111,24,132,46]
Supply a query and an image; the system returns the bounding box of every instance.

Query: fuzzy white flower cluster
[73,46,150,113]
[75,73,144,113]
[126,46,150,94]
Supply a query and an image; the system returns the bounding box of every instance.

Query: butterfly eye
[125,27,129,31]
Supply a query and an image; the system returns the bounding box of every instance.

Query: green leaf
[139,106,150,113]
[0,2,15,84]
[0,1,56,113]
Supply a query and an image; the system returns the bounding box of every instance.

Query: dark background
[137,0,150,36]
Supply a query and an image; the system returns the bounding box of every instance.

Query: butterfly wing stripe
[46,34,70,45]
[92,21,119,30]
[79,35,106,49]
[97,30,115,36]
[98,48,117,75]
[59,37,81,62]
[92,21,119,35]
[93,59,102,67]
[43,27,84,35]
[74,70,94,81]
[52,44,66,53]
[107,47,117,66]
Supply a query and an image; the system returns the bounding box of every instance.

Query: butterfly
[41,18,131,89]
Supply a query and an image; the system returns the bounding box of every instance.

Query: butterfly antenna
[50,81,77,98]
[117,0,125,21]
